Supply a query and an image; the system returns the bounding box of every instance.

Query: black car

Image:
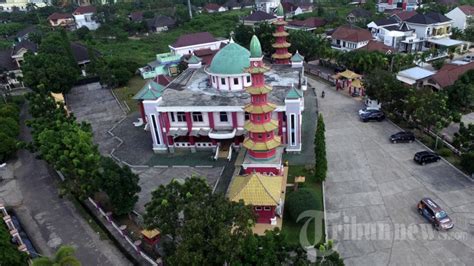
[390,131,415,143]
[414,151,440,165]
[360,110,385,122]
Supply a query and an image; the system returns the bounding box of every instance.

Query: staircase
[218,141,232,159]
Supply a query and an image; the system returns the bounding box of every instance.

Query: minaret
[243,35,281,161]
[271,3,291,65]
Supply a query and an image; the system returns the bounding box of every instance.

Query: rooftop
[287,17,327,28]
[397,67,435,84]
[244,11,276,22]
[73,5,97,15]
[431,62,474,88]
[391,10,417,21]
[204,3,222,11]
[373,17,398,26]
[356,40,394,53]
[348,7,372,18]
[157,65,303,107]
[48,12,73,20]
[405,12,451,24]
[171,32,218,48]
[227,172,283,206]
[459,5,474,15]
[331,25,372,42]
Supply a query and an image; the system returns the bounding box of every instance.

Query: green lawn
[282,166,325,246]
[112,75,147,113]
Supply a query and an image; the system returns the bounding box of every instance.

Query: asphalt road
[13,103,131,265]
[310,77,474,265]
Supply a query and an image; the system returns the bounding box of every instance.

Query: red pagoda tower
[271,3,291,65]
[243,35,282,175]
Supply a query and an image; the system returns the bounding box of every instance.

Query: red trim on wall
[139,101,146,122]
[163,112,171,131]
[232,112,238,128]
[185,112,192,132]
[254,206,276,224]
[208,112,215,129]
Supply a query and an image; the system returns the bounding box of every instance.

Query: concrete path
[10,103,131,265]
[310,77,474,265]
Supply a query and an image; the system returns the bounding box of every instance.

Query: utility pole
[187,0,193,19]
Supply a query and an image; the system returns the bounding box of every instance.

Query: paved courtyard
[311,77,474,265]
[133,166,223,214]
[66,82,125,155]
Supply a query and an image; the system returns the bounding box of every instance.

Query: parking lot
[312,77,474,265]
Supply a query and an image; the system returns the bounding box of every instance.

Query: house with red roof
[204,3,227,13]
[424,62,474,90]
[330,25,373,51]
[356,40,395,54]
[73,5,100,30]
[390,10,417,23]
[446,5,474,31]
[169,32,229,56]
[286,17,326,31]
[47,13,75,28]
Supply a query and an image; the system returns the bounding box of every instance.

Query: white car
[358,107,380,116]
[463,55,474,62]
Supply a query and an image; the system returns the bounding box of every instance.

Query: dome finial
[249,35,262,58]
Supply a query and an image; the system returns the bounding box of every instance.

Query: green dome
[209,40,250,75]
[249,35,262,58]
[276,3,284,17]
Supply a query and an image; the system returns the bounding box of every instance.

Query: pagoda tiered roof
[244,102,276,114]
[245,85,272,95]
[272,53,292,60]
[273,20,288,26]
[272,31,289,37]
[246,65,270,74]
[244,120,279,133]
[227,173,283,206]
[243,136,281,151]
[272,42,291,48]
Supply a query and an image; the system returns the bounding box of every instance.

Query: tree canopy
[0,223,29,265]
[144,177,310,265]
[32,245,81,266]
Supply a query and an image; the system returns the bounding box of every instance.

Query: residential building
[204,3,227,13]
[367,17,399,35]
[286,17,326,31]
[133,32,306,154]
[368,18,418,51]
[346,7,372,23]
[73,5,100,30]
[47,13,75,28]
[14,25,37,42]
[390,10,417,23]
[256,0,280,13]
[445,5,474,31]
[424,62,474,90]
[70,42,99,76]
[376,0,418,12]
[396,66,435,87]
[139,52,182,79]
[281,2,312,17]
[242,10,277,26]
[146,15,175,33]
[225,0,242,10]
[0,40,37,89]
[330,25,373,51]
[128,11,143,22]
[0,0,48,12]
[356,40,395,54]
[169,32,228,56]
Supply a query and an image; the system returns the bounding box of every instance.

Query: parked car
[390,131,415,143]
[462,55,474,62]
[417,198,454,230]
[413,151,440,165]
[358,107,380,116]
[359,110,385,122]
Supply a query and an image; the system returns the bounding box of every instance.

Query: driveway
[11,103,130,265]
[310,77,474,265]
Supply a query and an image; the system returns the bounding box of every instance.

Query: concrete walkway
[10,103,131,265]
[310,77,474,265]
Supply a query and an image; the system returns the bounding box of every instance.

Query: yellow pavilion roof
[244,102,276,114]
[272,53,292,59]
[272,31,289,37]
[243,136,281,150]
[141,229,160,239]
[245,85,272,95]
[244,119,279,133]
[332,70,361,80]
[273,20,288,26]
[351,79,363,88]
[227,173,283,206]
[272,42,291,48]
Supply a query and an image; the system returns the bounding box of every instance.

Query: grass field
[112,75,147,113]
[281,166,325,246]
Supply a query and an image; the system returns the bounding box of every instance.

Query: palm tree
[32,245,81,266]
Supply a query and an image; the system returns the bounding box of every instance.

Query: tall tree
[21,31,80,93]
[446,69,474,112]
[98,157,141,216]
[364,69,410,112]
[32,245,81,266]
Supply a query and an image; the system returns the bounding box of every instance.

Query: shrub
[0,133,17,162]
[461,152,474,175]
[431,59,445,70]
[286,188,320,222]
[437,148,452,157]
